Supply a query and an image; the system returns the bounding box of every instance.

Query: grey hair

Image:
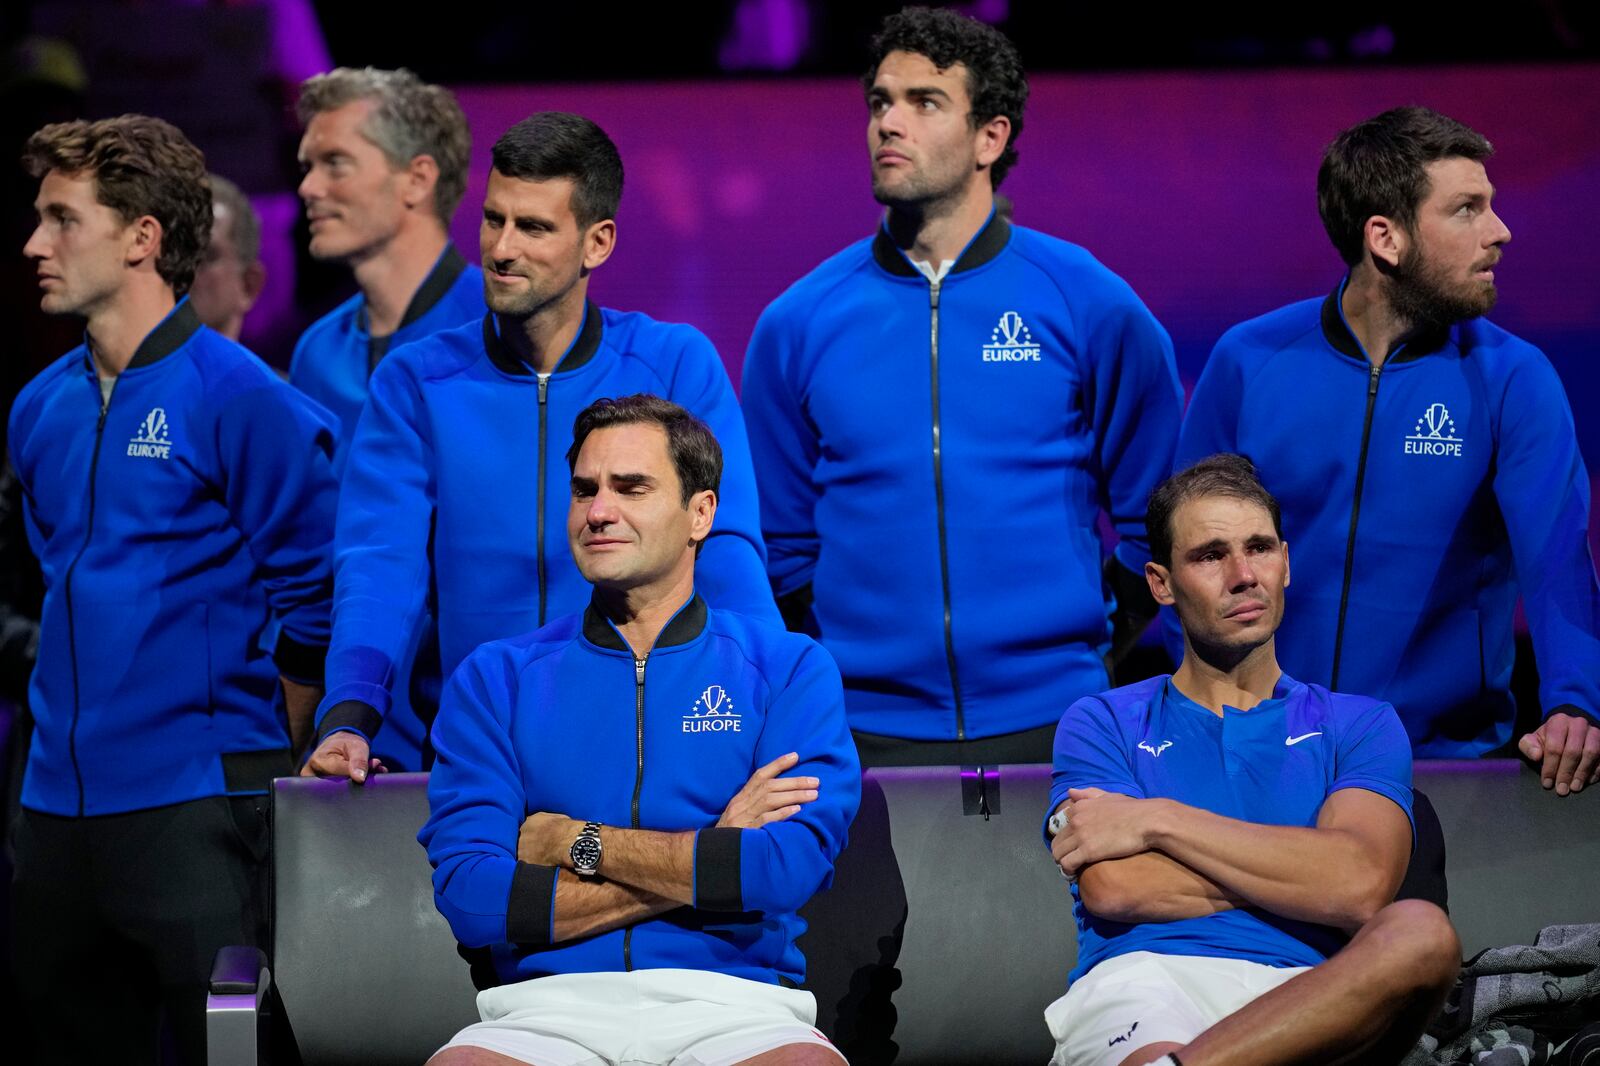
[207,174,260,265]
[297,66,471,224]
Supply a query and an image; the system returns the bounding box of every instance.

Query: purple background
[438,65,1600,480]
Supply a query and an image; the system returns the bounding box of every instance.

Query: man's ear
[1364,214,1406,270]
[973,114,1011,170]
[1145,560,1175,607]
[124,214,163,271]
[688,488,717,546]
[1281,540,1290,590]
[402,154,440,212]
[582,218,616,273]
[240,260,267,310]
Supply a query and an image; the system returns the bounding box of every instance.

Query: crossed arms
[1050,785,1411,935]
[516,752,820,943]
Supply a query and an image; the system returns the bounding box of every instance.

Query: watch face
[571,834,602,873]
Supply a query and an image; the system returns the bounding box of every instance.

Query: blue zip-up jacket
[419,594,860,986]
[289,245,484,769]
[1176,283,1600,756]
[741,215,1183,741]
[316,304,781,744]
[9,301,338,815]
[289,245,484,475]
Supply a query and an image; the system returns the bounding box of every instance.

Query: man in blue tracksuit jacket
[303,113,778,784]
[742,9,1182,765]
[1176,107,1600,783]
[421,395,857,1065]
[289,68,485,769]
[11,116,337,1065]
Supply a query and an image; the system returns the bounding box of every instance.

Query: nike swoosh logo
[1285,732,1323,746]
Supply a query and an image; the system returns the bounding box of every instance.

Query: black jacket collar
[359,244,469,338]
[1319,279,1451,366]
[86,299,202,374]
[872,211,1011,278]
[583,593,708,653]
[483,300,604,377]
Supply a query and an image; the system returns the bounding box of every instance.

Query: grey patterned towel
[1404,924,1600,1066]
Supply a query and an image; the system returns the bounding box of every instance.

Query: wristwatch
[569,821,603,877]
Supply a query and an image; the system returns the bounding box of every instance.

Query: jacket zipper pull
[1368,365,1380,396]
[635,657,646,684]
[538,373,549,405]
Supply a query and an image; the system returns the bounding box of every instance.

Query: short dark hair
[567,394,721,505]
[1146,454,1283,568]
[1317,106,1493,267]
[863,6,1028,188]
[491,112,624,229]
[24,115,211,293]
[297,67,472,225]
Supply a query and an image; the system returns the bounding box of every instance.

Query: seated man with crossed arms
[421,395,857,1066]
[1044,454,1459,1066]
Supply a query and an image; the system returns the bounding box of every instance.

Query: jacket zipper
[63,378,117,815]
[927,280,966,738]
[622,653,647,971]
[1330,363,1383,689]
[536,374,550,627]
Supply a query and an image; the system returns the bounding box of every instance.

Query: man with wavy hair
[742,7,1182,766]
[10,115,337,1064]
[290,67,485,769]
[1175,106,1600,782]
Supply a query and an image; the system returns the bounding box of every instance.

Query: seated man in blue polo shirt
[1044,454,1459,1066]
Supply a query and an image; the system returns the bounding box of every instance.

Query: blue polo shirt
[1047,673,1414,983]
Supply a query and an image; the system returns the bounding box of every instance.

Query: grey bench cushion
[265,760,1594,1064]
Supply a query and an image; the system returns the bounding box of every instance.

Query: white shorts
[1045,951,1312,1066]
[437,968,844,1066]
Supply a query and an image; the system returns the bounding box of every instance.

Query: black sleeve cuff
[315,700,383,745]
[775,583,816,637]
[274,631,327,685]
[507,862,557,947]
[694,827,744,911]
[1105,555,1157,620]
[1548,704,1600,731]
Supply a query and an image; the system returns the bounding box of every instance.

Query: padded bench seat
[211,760,1594,1064]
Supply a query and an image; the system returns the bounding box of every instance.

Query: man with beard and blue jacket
[1175,107,1600,789]
[10,116,336,1065]
[742,8,1183,766]
[303,113,778,784]
[421,395,856,1066]
[290,68,485,770]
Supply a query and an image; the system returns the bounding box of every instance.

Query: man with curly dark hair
[743,7,1183,766]
[10,115,337,1064]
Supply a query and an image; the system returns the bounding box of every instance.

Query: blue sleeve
[692,640,860,915]
[1082,294,1183,572]
[1329,699,1415,841]
[1490,356,1600,722]
[1174,334,1245,472]
[213,379,338,679]
[315,356,435,738]
[661,328,781,625]
[740,302,820,597]
[417,646,534,949]
[1046,696,1145,844]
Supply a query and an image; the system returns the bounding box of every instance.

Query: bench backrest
[268,760,1596,1063]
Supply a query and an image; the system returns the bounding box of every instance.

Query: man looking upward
[742,6,1182,766]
